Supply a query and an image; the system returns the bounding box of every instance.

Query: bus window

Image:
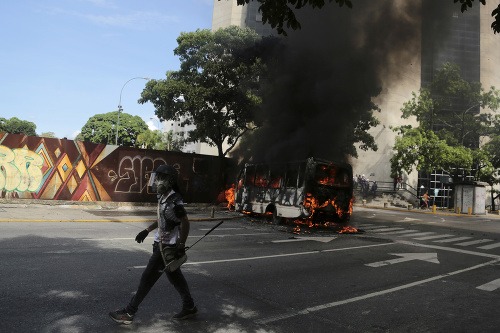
[269,166,284,189]
[285,164,299,187]
[297,162,306,187]
[244,165,256,186]
[285,162,306,188]
[315,164,350,187]
[255,165,269,187]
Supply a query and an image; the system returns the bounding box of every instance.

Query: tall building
[212,0,276,36]
[212,1,500,206]
[163,117,201,154]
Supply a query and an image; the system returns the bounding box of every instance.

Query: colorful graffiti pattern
[0,133,227,203]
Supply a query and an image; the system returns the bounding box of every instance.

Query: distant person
[421,191,430,209]
[109,164,197,325]
[370,181,378,196]
[397,175,402,189]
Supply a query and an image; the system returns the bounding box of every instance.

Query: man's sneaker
[172,306,198,320]
[109,309,134,325]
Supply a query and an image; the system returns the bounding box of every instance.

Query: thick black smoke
[232,0,423,165]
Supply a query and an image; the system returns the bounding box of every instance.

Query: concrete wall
[0,133,232,203]
[212,0,247,31]
[350,1,422,188]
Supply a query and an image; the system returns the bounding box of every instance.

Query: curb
[0,216,240,223]
[354,203,500,219]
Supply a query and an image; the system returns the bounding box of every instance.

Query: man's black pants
[126,242,194,314]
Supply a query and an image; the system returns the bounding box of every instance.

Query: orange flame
[316,164,338,186]
[338,225,358,233]
[225,185,235,210]
[292,193,356,233]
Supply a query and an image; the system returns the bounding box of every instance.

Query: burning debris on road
[291,219,360,235]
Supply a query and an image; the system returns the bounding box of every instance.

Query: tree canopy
[401,63,500,148]
[139,26,265,158]
[136,129,186,151]
[0,117,37,136]
[391,63,500,182]
[76,111,148,147]
[40,132,56,138]
[230,0,500,35]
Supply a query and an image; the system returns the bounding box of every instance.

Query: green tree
[481,116,500,209]
[400,63,500,148]
[135,129,186,151]
[139,26,265,158]
[228,0,500,35]
[162,130,187,152]
[0,117,37,136]
[391,63,500,189]
[78,111,148,147]
[391,127,474,176]
[136,129,163,149]
[40,132,56,138]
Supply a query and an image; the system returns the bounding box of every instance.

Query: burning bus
[234,157,353,224]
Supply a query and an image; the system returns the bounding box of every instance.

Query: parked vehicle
[234,157,353,224]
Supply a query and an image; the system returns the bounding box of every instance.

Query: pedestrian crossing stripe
[359,224,500,251]
[434,236,473,243]
[477,278,500,291]
[414,234,454,240]
[478,243,500,250]
[370,227,405,232]
[399,232,435,237]
[455,239,493,246]
[379,230,419,235]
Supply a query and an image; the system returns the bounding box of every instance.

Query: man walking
[109,164,197,324]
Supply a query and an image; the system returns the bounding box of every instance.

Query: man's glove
[135,229,149,243]
[175,243,186,259]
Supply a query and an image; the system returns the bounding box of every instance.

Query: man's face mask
[148,173,173,194]
[155,175,172,194]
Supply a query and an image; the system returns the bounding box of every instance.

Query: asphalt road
[0,207,499,333]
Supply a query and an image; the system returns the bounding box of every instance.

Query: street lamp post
[150,117,161,132]
[115,77,150,145]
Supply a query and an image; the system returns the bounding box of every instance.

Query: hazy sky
[0,0,214,139]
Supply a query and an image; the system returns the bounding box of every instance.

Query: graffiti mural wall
[0,133,230,203]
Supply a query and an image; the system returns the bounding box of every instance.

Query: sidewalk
[0,199,498,222]
[356,201,500,220]
[0,199,239,222]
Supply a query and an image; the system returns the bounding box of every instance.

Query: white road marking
[413,234,454,240]
[187,243,393,265]
[455,239,494,247]
[398,217,421,222]
[199,227,244,231]
[256,258,500,324]
[378,230,419,235]
[397,240,500,259]
[369,228,405,233]
[81,237,134,241]
[399,232,435,238]
[131,243,394,269]
[476,278,500,291]
[209,233,274,237]
[478,242,500,250]
[81,233,271,241]
[359,225,389,230]
[272,237,337,243]
[366,253,440,267]
[433,236,473,243]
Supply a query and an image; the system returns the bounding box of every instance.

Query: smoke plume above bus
[233,0,424,165]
